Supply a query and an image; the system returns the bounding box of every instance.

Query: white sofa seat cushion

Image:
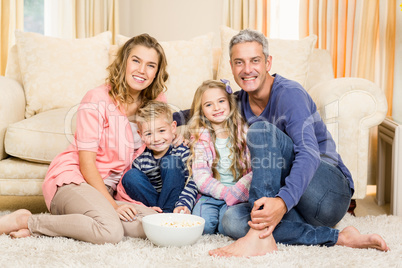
[0,158,48,195]
[5,107,77,164]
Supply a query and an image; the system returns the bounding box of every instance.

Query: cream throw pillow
[217,26,317,92]
[116,33,214,110]
[15,31,111,118]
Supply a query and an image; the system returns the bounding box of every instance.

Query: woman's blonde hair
[187,80,249,181]
[106,33,169,107]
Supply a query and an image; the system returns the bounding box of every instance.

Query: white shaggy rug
[0,213,401,268]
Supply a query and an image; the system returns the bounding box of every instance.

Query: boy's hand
[150,206,163,213]
[173,206,190,214]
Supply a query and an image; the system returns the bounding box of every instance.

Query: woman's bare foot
[10,228,31,238]
[336,226,389,251]
[0,209,31,235]
[209,228,278,257]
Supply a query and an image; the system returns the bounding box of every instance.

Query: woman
[0,33,168,244]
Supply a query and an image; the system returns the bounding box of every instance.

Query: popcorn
[161,220,202,228]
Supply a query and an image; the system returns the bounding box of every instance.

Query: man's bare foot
[209,228,277,257]
[10,228,31,238]
[336,226,389,251]
[0,209,31,235]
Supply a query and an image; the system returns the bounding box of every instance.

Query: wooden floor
[0,195,48,214]
[0,185,391,216]
[354,185,390,217]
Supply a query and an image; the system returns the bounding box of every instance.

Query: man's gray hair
[229,29,269,59]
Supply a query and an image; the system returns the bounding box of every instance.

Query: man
[174,29,388,257]
[209,29,388,257]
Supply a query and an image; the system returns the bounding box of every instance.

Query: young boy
[121,101,197,213]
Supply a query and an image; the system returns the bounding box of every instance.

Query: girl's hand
[115,204,138,222]
[172,134,189,147]
[172,126,189,147]
[173,206,190,214]
[151,206,163,213]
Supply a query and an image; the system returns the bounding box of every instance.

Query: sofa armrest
[308,78,387,199]
[0,76,26,160]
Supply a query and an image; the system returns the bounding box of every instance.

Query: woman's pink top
[42,84,166,210]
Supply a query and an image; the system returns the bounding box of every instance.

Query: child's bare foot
[209,228,277,257]
[10,228,31,238]
[336,226,389,251]
[0,209,31,235]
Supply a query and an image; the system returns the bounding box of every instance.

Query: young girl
[0,34,169,244]
[187,79,252,235]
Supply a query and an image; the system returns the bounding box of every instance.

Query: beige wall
[118,0,223,44]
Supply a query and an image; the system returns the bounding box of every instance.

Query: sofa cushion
[116,33,215,110]
[305,49,334,90]
[0,158,48,195]
[5,107,77,164]
[15,31,111,118]
[217,26,317,92]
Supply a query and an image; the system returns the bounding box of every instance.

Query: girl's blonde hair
[106,33,169,107]
[187,80,249,181]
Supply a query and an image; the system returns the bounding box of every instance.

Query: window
[270,0,300,40]
[23,0,44,34]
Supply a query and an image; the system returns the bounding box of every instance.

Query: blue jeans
[222,122,352,246]
[121,155,186,213]
[192,195,227,235]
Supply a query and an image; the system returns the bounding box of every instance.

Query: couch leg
[347,199,356,216]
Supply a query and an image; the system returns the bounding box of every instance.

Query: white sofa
[0,26,387,200]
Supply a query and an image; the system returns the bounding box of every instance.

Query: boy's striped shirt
[132,144,197,210]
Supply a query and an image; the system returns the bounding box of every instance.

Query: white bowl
[142,213,205,247]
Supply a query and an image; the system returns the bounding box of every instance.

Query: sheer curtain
[44,0,119,42]
[299,0,396,186]
[393,2,402,121]
[0,0,23,76]
[299,0,395,116]
[223,0,271,36]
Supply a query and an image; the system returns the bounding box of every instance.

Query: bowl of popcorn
[142,213,205,247]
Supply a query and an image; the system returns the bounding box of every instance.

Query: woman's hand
[173,206,190,214]
[248,197,287,239]
[115,203,138,222]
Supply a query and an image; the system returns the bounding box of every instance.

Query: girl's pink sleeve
[192,141,252,206]
[225,172,252,206]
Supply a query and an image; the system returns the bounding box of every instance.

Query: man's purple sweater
[237,74,353,211]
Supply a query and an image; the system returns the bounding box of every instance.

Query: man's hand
[173,206,190,214]
[248,197,287,239]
